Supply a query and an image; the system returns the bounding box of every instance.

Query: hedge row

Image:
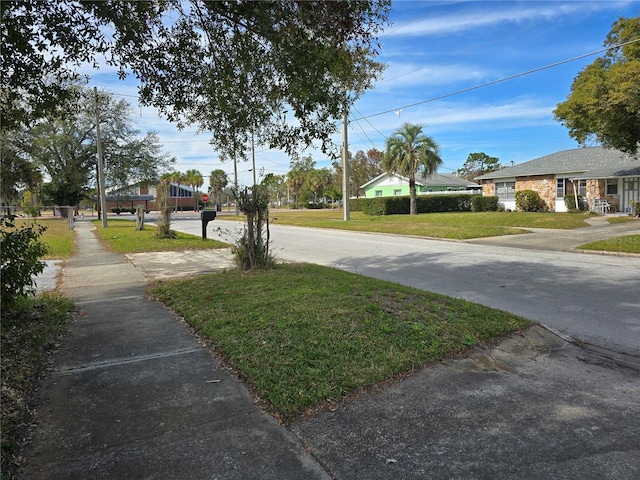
[350,194,497,215]
[471,195,499,212]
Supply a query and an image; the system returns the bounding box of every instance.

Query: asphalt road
[167,217,640,356]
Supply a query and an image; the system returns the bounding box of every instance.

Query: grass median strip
[578,234,640,254]
[91,219,229,253]
[218,210,593,239]
[148,263,530,421]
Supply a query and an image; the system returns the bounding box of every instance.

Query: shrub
[349,198,364,212]
[564,194,586,211]
[359,194,477,215]
[23,204,42,218]
[233,185,274,269]
[472,195,499,212]
[416,194,473,213]
[361,198,386,215]
[515,190,545,212]
[360,197,408,215]
[0,217,48,310]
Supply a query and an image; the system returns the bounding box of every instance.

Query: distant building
[475,147,640,213]
[361,172,481,199]
[98,182,196,212]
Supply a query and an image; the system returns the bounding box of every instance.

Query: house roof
[93,195,155,201]
[361,172,480,189]
[475,147,639,181]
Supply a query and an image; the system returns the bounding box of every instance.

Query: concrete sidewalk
[22,219,640,479]
[20,221,329,479]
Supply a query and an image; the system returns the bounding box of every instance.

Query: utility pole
[251,134,257,187]
[94,87,108,228]
[342,107,350,221]
[234,153,239,216]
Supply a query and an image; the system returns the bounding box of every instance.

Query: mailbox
[200,210,217,239]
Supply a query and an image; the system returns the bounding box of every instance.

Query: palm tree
[287,169,306,209]
[382,123,443,215]
[185,168,204,211]
[209,169,229,207]
[155,173,175,238]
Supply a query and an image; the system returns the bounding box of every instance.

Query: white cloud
[350,98,554,141]
[385,1,634,38]
[424,99,553,126]
[378,62,487,89]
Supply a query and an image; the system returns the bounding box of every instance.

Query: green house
[361,172,481,199]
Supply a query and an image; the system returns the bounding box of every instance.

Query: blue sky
[87,0,640,186]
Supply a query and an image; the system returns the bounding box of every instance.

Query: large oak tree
[2,1,390,157]
[7,87,174,207]
[554,16,640,156]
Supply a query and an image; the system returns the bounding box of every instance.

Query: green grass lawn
[607,216,639,225]
[578,234,640,253]
[149,263,530,422]
[91,219,230,253]
[218,210,592,240]
[13,218,76,259]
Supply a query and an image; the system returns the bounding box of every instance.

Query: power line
[351,106,387,143]
[356,39,640,121]
[350,106,380,150]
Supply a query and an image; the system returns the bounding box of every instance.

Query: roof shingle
[475,147,639,180]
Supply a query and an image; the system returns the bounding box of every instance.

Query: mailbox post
[201,210,217,239]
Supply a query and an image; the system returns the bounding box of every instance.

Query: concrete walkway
[466,214,639,252]
[21,221,329,480]
[22,219,640,479]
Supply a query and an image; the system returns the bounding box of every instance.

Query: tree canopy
[1,0,165,129]
[333,148,384,198]
[0,130,42,206]
[4,86,174,207]
[209,169,229,206]
[554,16,640,155]
[2,0,390,157]
[456,152,501,181]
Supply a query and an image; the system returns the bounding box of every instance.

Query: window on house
[606,178,618,195]
[556,178,565,198]
[375,190,383,197]
[578,180,587,196]
[495,181,515,199]
[393,189,402,196]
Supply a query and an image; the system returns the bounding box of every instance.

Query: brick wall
[515,175,555,211]
[482,182,494,196]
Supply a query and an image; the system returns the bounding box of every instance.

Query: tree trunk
[409,177,417,215]
[136,206,145,230]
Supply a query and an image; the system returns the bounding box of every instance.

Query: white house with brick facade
[475,147,640,213]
